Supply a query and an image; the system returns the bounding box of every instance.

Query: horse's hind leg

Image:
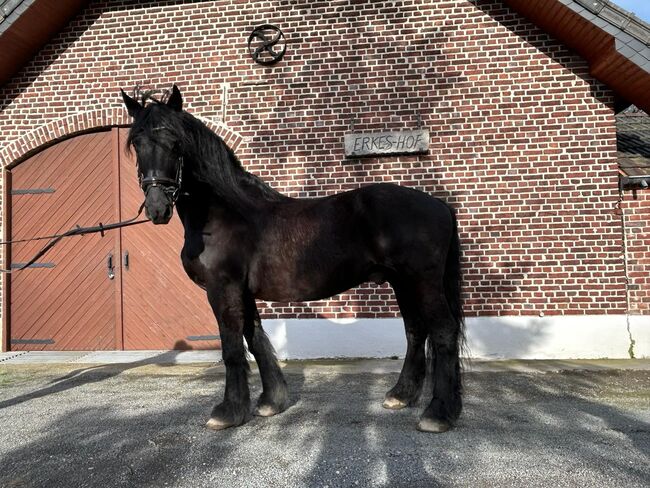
[383,282,427,409]
[243,294,288,417]
[417,285,462,433]
[388,275,462,432]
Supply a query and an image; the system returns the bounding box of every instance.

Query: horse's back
[297,182,455,278]
[276,182,455,264]
[353,183,455,255]
[355,183,452,225]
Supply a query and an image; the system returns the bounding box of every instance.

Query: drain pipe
[616,188,636,359]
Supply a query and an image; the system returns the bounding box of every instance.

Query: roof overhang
[503,0,650,113]
[0,0,89,86]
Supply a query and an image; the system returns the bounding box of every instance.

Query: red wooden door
[8,129,220,351]
[117,128,219,350]
[9,131,118,350]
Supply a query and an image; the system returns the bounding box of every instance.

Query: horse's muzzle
[144,186,174,224]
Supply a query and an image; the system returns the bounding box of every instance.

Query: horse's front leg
[205,282,251,431]
[243,294,288,417]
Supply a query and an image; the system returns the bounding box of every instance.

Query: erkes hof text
[344,130,430,157]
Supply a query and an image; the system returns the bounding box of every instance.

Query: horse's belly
[255,282,355,303]
[250,260,368,303]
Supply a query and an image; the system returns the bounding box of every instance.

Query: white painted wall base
[261,315,649,360]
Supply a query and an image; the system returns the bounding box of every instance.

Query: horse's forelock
[126,102,192,152]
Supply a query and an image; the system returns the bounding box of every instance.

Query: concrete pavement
[0,358,648,487]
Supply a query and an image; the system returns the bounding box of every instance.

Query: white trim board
[260,315,649,360]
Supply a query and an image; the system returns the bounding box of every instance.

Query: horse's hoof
[206,417,236,431]
[254,404,281,417]
[417,418,451,433]
[383,396,408,410]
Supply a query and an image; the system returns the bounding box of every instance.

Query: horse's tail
[424,204,465,424]
[443,206,465,348]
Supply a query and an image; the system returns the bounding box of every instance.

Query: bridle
[137,126,184,203]
[138,155,184,203]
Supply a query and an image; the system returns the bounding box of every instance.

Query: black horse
[121,85,464,433]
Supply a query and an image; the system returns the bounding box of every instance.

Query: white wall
[261,315,649,360]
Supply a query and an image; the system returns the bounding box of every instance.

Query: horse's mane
[127,93,286,213]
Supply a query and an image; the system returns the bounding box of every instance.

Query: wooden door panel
[118,129,219,350]
[10,132,117,351]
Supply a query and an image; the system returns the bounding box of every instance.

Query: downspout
[616,184,636,359]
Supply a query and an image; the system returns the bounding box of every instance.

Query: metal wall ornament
[248,24,287,65]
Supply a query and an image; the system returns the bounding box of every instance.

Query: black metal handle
[123,250,129,271]
[107,253,115,280]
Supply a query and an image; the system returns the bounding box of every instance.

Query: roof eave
[0,0,89,87]
[503,0,650,113]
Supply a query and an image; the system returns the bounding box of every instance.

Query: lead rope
[0,202,148,274]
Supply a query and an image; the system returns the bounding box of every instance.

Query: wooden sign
[344,129,429,157]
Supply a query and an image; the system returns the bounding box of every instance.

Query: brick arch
[0,108,245,168]
[195,116,246,154]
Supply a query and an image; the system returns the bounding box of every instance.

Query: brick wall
[0,0,634,322]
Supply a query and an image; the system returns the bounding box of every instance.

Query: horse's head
[121,85,185,225]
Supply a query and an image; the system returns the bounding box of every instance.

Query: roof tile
[576,0,605,14]
[600,6,630,28]
[617,113,650,178]
[624,37,646,52]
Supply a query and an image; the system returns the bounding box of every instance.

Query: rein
[0,202,149,274]
[4,131,187,274]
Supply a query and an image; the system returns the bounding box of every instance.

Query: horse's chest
[181,249,207,290]
[180,224,249,289]
[180,236,211,290]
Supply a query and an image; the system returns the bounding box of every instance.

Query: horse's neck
[182,119,288,208]
[175,189,223,242]
[184,151,288,207]
[176,169,277,230]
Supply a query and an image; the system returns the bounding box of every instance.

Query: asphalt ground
[0,359,648,487]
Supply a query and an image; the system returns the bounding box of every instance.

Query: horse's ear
[167,84,183,112]
[121,89,142,117]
